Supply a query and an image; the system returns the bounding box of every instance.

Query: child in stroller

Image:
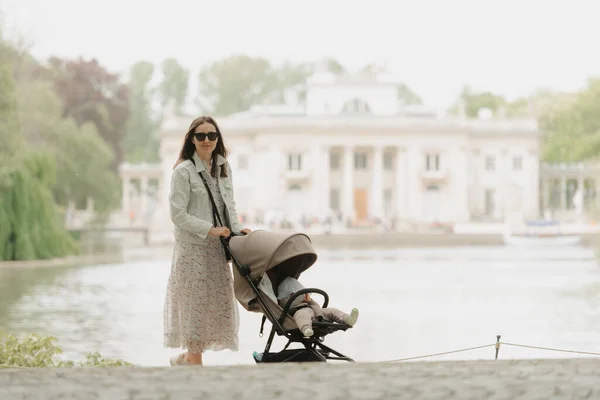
[277,277,359,338]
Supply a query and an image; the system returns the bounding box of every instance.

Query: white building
[148,71,541,233]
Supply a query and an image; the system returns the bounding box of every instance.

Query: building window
[329,152,341,170]
[341,98,372,115]
[484,189,495,216]
[288,153,302,171]
[238,154,248,170]
[485,155,496,171]
[383,152,393,170]
[330,188,340,211]
[425,153,440,171]
[354,152,368,170]
[512,155,523,170]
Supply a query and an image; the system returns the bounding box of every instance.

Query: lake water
[1,244,599,366]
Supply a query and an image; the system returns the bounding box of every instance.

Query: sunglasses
[193,132,218,142]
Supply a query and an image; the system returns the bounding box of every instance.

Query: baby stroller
[222,230,355,363]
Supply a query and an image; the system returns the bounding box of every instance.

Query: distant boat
[502,220,581,247]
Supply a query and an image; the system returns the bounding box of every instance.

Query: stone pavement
[2,358,600,400]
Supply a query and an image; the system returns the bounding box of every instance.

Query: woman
[164,116,251,366]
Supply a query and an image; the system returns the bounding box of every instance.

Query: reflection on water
[1,245,599,366]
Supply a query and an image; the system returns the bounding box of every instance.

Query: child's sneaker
[302,327,314,337]
[169,353,190,366]
[345,308,359,326]
[252,351,263,362]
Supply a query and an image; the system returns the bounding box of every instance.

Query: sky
[2,0,599,109]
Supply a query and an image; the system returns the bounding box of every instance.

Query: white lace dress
[163,164,240,354]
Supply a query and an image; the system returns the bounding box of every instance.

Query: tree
[48,57,130,170]
[12,56,120,212]
[397,83,423,106]
[198,55,280,115]
[540,78,600,162]
[124,60,160,162]
[158,58,189,114]
[448,86,507,117]
[317,58,346,75]
[506,89,575,118]
[0,58,77,261]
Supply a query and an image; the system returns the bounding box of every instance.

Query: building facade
[148,72,542,231]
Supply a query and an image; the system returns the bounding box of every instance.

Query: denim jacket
[169,152,243,243]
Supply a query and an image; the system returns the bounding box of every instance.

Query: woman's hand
[240,228,252,235]
[209,227,230,237]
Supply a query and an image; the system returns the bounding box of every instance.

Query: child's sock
[302,327,314,337]
[345,308,359,326]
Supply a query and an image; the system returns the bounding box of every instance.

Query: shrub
[0,332,133,368]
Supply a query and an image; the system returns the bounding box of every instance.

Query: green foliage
[124,60,160,163]
[540,78,600,162]
[0,332,132,368]
[0,63,22,157]
[52,121,120,211]
[0,46,78,261]
[318,57,346,75]
[48,57,130,170]
[14,78,120,212]
[397,83,423,106]
[448,86,507,117]
[198,54,280,116]
[0,152,78,261]
[159,58,189,113]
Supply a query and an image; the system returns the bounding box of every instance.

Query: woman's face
[192,122,219,158]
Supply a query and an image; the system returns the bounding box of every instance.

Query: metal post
[495,335,501,360]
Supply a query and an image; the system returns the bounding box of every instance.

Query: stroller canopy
[230,230,318,312]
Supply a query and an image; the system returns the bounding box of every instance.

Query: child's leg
[322,307,359,326]
[293,307,315,336]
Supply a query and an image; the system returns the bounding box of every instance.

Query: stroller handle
[279,288,329,326]
[220,232,250,276]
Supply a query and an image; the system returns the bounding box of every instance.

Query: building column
[394,146,407,219]
[370,145,384,221]
[454,147,469,222]
[406,146,422,220]
[469,149,482,220]
[140,176,149,217]
[86,197,94,212]
[311,145,330,218]
[342,145,355,223]
[322,147,331,217]
[578,175,585,210]
[560,176,566,210]
[541,177,549,215]
[528,150,540,219]
[122,176,131,213]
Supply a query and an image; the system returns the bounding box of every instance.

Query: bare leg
[186,352,203,365]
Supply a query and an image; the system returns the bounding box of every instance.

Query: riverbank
[2,231,599,269]
[2,358,599,399]
[0,252,124,269]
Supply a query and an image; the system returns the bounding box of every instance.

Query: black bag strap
[190,158,224,228]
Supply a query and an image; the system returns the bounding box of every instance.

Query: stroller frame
[222,235,355,363]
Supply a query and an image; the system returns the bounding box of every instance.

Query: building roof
[159,114,540,138]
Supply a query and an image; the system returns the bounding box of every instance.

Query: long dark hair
[175,115,228,178]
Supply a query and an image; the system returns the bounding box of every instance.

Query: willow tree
[0,62,77,261]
